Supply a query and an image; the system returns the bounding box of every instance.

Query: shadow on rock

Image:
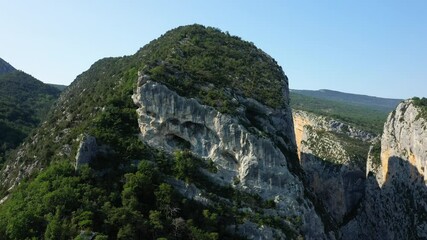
[300,152,366,226]
[340,156,427,240]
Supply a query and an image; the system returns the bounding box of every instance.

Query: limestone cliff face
[377,100,427,185]
[341,100,427,240]
[133,74,327,239]
[293,110,373,225]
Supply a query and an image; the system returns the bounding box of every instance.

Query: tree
[44,209,66,240]
[173,150,198,182]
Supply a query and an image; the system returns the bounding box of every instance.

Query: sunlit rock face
[133,73,328,239]
[377,100,427,185]
[340,100,427,240]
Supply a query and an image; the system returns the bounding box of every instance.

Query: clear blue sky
[1,0,426,99]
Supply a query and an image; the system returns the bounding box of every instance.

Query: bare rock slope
[133,74,327,238]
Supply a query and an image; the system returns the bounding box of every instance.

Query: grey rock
[340,100,427,240]
[377,100,427,185]
[166,178,211,206]
[231,220,288,240]
[75,134,98,170]
[132,75,328,239]
[293,110,370,224]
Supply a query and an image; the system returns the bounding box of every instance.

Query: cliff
[341,99,427,239]
[133,74,327,238]
[0,25,329,239]
[377,100,427,185]
[293,110,374,226]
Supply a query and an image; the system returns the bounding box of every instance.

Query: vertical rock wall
[133,74,328,239]
[293,110,372,225]
[341,100,427,240]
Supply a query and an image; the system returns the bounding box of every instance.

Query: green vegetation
[0,146,298,239]
[334,132,371,170]
[290,92,388,134]
[47,84,68,91]
[0,159,240,239]
[0,25,302,239]
[412,97,427,121]
[140,24,286,111]
[302,127,369,169]
[0,58,15,74]
[291,89,401,112]
[369,140,382,172]
[0,70,60,168]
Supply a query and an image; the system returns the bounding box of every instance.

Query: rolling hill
[289,90,402,134]
[291,89,402,113]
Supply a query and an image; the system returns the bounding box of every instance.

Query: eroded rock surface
[378,100,427,185]
[133,74,327,239]
[293,110,372,224]
[341,100,427,240]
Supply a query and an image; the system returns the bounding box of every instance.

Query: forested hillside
[0,58,15,74]
[0,64,60,168]
[289,91,398,134]
[0,25,305,239]
[291,89,401,112]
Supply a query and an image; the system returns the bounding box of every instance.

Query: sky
[0,0,426,99]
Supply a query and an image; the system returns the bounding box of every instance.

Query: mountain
[290,90,401,134]
[0,24,325,239]
[0,58,15,74]
[291,89,402,113]
[47,83,67,91]
[1,24,425,240]
[0,61,61,167]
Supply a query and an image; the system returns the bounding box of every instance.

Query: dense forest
[0,70,60,168]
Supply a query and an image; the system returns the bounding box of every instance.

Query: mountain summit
[0,24,326,239]
[2,24,425,240]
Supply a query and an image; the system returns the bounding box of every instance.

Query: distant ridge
[0,58,16,74]
[290,89,402,112]
[47,83,67,91]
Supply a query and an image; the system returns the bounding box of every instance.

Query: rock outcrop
[377,100,427,185]
[341,100,427,239]
[133,73,327,239]
[75,134,98,170]
[293,110,373,225]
